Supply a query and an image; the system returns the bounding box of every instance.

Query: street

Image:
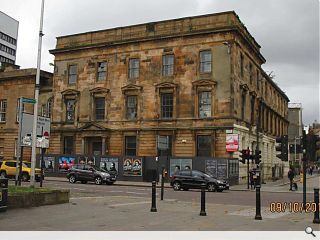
[1,176,319,231]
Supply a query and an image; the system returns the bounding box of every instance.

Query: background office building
[0,11,19,65]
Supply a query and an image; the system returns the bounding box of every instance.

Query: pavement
[44,173,320,194]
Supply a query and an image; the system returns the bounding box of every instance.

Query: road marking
[109,201,151,207]
[126,191,147,195]
[70,196,106,200]
[109,190,124,193]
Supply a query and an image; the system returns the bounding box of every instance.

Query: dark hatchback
[67,164,117,185]
[170,170,229,192]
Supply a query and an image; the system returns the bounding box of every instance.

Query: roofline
[261,70,290,102]
[0,11,19,23]
[55,11,261,49]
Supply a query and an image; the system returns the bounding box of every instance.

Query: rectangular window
[256,70,260,90]
[16,99,25,122]
[199,91,211,118]
[0,100,7,122]
[200,50,212,73]
[64,136,74,154]
[157,135,172,157]
[125,136,136,156]
[241,93,246,120]
[95,97,105,120]
[197,135,212,157]
[240,53,244,78]
[249,63,253,84]
[126,96,137,120]
[251,96,255,124]
[47,98,53,118]
[97,62,107,81]
[0,138,4,157]
[68,65,77,84]
[66,99,75,122]
[161,93,173,119]
[129,59,139,79]
[162,55,174,76]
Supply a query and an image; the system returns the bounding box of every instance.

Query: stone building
[48,11,289,181]
[0,64,53,160]
[288,103,303,165]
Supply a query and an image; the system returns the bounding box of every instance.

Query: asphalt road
[39,179,314,208]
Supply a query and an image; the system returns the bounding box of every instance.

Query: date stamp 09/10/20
[270,202,319,213]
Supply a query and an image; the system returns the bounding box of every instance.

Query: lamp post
[30,0,45,187]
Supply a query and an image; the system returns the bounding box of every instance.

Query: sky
[1,0,319,125]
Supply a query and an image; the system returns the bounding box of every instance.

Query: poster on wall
[217,159,228,180]
[100,157,119,173]
[226,134,239,152]
[123,157,142,176]
[58,156,76,172]
[77,155,96,165]
[43,156,55,173]
[169,158,192,176]
[205,159,217,178]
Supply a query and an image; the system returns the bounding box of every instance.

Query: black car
[67,164,117,185]
[170,170,229,192]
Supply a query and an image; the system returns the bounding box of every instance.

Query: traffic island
[8,186,69,209]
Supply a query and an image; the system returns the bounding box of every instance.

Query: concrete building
[288,103,303,165]
[0,65,53,160]
[48,11,289,182]
[0,11,19,65]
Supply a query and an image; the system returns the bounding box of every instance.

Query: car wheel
[22,173,29,182]
[207,183,216,192]
[0,171,6,178]
[69,175,76,183]
[81,181,87,184]
[172,181,181,191]
[95,176,102,185]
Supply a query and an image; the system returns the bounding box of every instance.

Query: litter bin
[0,178,8,212]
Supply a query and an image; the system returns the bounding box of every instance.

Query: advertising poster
[169,158,192,176]
[205,159,217,178]
[100,157,118,172]
[77,155,96,165]
[123,157,142,176]
[58,156,75,172]
[43,156,55,173]
[226,134,239,152]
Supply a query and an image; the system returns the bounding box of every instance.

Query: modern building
[0,65,53,160]
[287,103,303,165]
[47,11,289,182]
[0,11,19,65]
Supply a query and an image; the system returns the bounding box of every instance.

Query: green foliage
[8,186,52,193]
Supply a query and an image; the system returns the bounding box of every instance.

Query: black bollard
[313,188,320,224]
[254,185,262,220]
[160,167,164,201]
[150,181,157,212]
[200,183,207,216]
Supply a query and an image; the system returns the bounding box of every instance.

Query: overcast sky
[2,0,319,125]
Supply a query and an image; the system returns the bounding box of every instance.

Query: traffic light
[249,150,255,163]
[239,149,249,164]
[255,150,261,164]
[276,135,288,161]
[309,134,320,161]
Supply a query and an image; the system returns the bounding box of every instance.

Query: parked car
[170,170,229,192]
[67,164,117,185]
[0,160,43,182]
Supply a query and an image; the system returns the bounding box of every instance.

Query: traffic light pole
[302,130,307,209]
[247,159,249,190]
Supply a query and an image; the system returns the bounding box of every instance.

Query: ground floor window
[125,136,136,156]
[64,136,74,154]
[197,135,212,156]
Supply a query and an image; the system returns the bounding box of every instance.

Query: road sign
[20,113,51,148]
[21,97,36,104]
[157,136,169,150]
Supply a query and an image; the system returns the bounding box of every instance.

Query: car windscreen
[23,162,31,168]
[91,165,107,172]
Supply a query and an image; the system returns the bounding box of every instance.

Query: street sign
[21,97,36,104]
[20,113,51,148]
[157,136,169,150]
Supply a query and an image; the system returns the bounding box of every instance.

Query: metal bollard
[200,183,207,216]
[150,181,157,212]
[313,188,320,224]
[160,167,164,201]
[254,185,262,220]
